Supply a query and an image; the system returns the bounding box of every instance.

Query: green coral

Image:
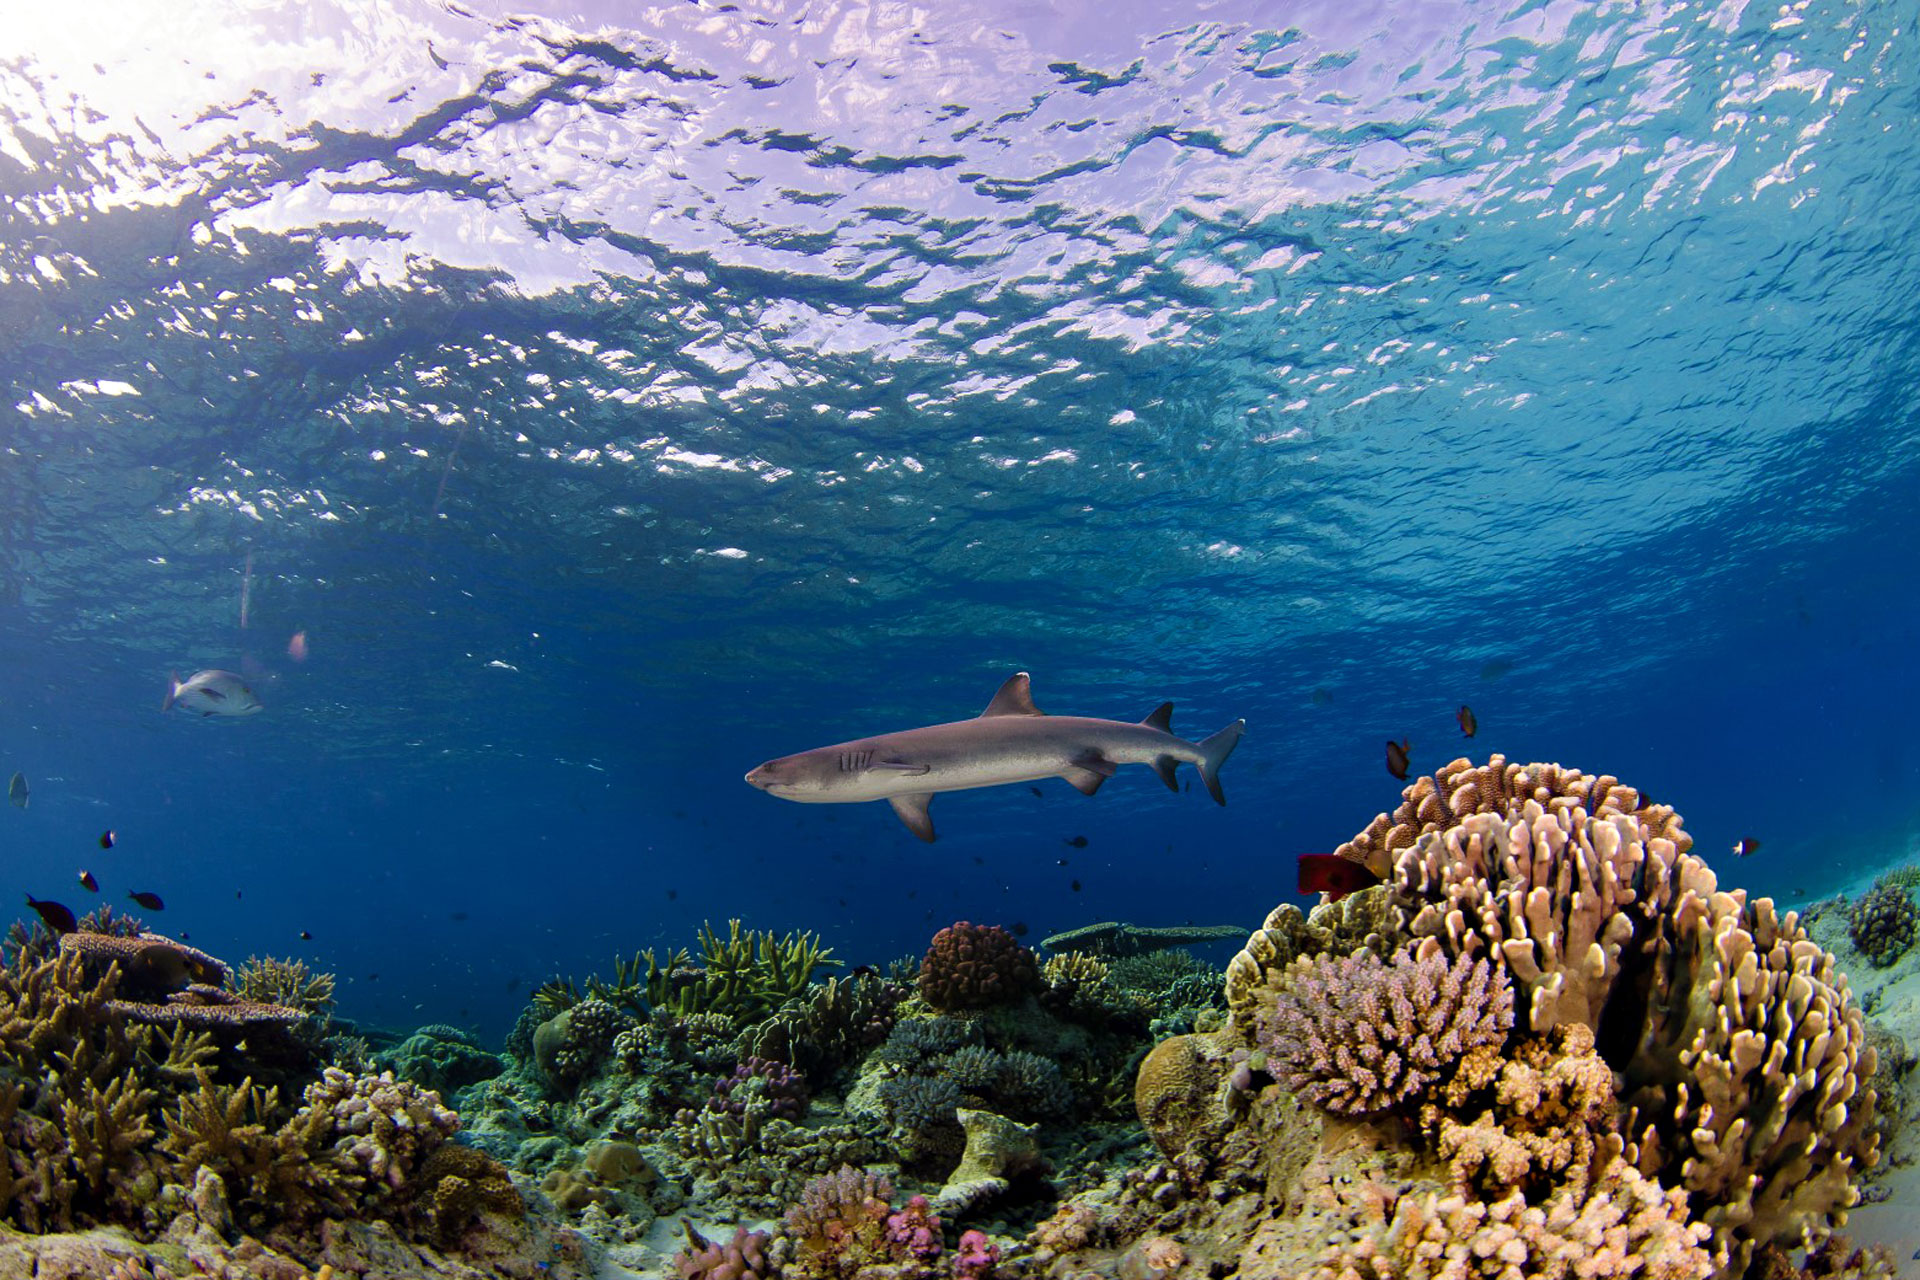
[539,921,841,1029]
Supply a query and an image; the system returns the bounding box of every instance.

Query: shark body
[743,672,1245,842]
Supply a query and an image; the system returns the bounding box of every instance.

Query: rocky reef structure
[0,922,582,1279]
[1087,757,1889,1280]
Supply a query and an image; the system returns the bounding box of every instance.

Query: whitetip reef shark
[744,672,1246,842]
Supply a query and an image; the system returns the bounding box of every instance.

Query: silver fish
[162,669,263,717]
[6,772,25,809]
[745,672,1244,842]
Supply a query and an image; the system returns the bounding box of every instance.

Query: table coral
[1260,948,1512,1117]
[919,922,1040,1012]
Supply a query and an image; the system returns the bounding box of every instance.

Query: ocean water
[2,0,1917,1058]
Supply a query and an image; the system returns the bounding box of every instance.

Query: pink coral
[953,1229,1000,1280]
[1262,947,1512,1115]
[674,1224,774,1280]
[883,1195,943,1262]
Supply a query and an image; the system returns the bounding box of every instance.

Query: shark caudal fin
[1195,720,1245,806]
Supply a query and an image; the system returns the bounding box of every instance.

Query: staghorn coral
[1260,948,1512,1116]
[228,955,336,1015]
[1847,879,1917,968]
[919,922,1040,1012]
[735,971,905,1081]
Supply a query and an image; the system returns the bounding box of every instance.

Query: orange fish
[1457,705,1477,737]
[1386,739,1411,781]
[1298,853,1381,903]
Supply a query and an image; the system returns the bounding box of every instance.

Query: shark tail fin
[1195,720,1245,806]
[162,672,181,713]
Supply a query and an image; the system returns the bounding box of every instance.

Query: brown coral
[412,1143,523,1243]
[58,931,229,997]
[1261,948,1512,1116]
[1335,754,1685,878]
[918,922,1039,1012]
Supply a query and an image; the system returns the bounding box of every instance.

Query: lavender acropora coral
[1261,948,1512,1115]
[709,1055,810,1122]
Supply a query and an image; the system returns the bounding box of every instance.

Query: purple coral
[1261,947,1512,1115]
[708,1055,810,1122]
[918,922,1040,1012]
[883,1194,943,1263]
[953,1229,1000,1280]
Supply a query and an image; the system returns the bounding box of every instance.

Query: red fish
[1731,838,1761,858]
[1298,853,1382,903]
[1386,739,1412,780]
[1457,705,1477,737]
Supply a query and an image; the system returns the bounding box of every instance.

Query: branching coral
[1304,1158,1716,1280]
[708,1056,810,1122]
[675,1222,776,1280]
[919,922,1040,1012]
[229,955,336,1015]
[781,1165,911,1280]
[1261,948,1512,1116]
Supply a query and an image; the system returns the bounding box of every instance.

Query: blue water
[2,0,1917,1045]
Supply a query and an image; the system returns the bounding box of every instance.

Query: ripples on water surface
[1,0,1917,1030]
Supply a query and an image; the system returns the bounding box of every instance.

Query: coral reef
[1848,878,1918,968]
[675,1222,776,1280]
[1260,948,1513,1116]
[707,1055,810,1122]
[380,1023,506,1097]
[1032,758,1887,1280]
[918,923,1040,1012]
[229,954,338,1015]
[533,998,633,1090]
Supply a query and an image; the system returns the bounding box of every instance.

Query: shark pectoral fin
[889,793,937,842]
[1061,755,1117,796]
[1151,754,1180,792]
[1060,768,1107,796]
[980,672,1045,717]
[873,759,931,775]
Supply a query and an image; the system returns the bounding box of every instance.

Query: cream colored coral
[1305,1158,1716,1280]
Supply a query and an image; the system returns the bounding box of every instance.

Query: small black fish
[77,870,98,892]
[449,910,469,922]
[235,890,242,900]
[128,891,165,911]
[1009,920,1029,937]
[666,889,678,901]
[1070,879,1082,892]
[7,772,27,809]
[299,930,312,940]
[1731,837,1762,858]
[98,830,115,850]
[837,898,847,908]
[1028,786,1043,798]
[179,931,189,940]
[1457,705,1477,738]
[972,855,984,865]
[1056,857,1069,866]
[1386,738,1411,781]
[506,976,521,991]
[849,964,879,978]
[24,894,76,934]
[1064,835,1088,848]
[367,973,379,981]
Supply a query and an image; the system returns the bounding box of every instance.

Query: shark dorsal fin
[980,672,1044,718]
[1142,701,1174,732]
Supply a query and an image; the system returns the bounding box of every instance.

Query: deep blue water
[2,0,1918,1045]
